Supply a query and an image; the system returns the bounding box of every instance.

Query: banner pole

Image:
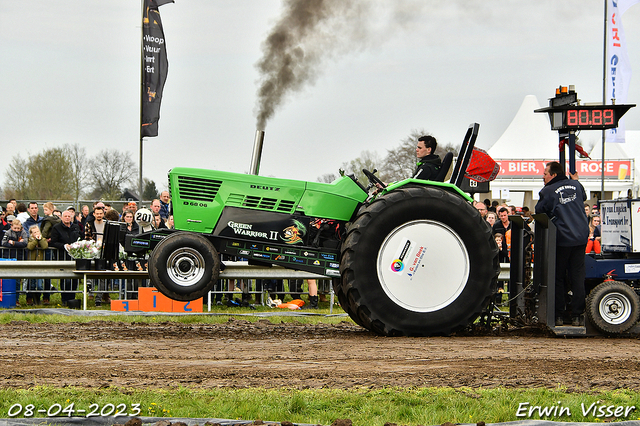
[601,0,607,200]
[139,0,145,203]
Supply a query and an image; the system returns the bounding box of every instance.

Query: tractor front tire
[586,280,640,335]
[148,232,221,301]
[340,186,499,336]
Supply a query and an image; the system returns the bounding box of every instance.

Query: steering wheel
[362,169,386,190]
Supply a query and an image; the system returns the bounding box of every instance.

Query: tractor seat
[434,152,454,182]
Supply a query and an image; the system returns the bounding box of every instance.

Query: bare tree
[340,150,388,186]
[89,149,138,200]
[317,173,338,183]
[4,155,29,199]
[26,148,75,200]
[65,144,91,201]
[4,149,76,200]
[383,129,460,182]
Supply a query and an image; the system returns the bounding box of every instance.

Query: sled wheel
[148,232,220,301]
[586,280,640,335]
[340,186,499,336]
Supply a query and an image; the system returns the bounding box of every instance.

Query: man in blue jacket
[536,161,589,327]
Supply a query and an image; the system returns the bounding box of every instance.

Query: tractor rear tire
[148,232,221,301]
[332,277,367,329]
[340,186,499,336]
[586,280,640,335]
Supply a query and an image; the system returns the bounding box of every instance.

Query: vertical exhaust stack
[249,130,265,175]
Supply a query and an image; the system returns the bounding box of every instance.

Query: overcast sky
[1,1,639,193]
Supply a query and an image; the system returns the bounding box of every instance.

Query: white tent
[487,95,558,159]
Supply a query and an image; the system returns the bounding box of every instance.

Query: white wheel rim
[599,292,632,325]
[377,220,470,312]
[166,247,206,287]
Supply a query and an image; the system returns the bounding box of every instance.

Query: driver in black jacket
[413,135,442,181]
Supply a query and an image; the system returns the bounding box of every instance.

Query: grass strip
[1,387,639,425]
[0,311,353,325]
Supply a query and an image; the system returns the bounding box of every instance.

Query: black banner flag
[141,0,173,138]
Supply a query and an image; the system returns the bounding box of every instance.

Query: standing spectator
[129,201,138,214]
[152,213,167,229]
[5,202,15,218]
[66,206,80,227]
[159,191,171,220]
[150,199,163,221]
[119,210,141,299]
[586,215,602,255]
[85,206,106,244]
[80,205,90,234]
[26,225,48,305]
[489,200,499,213]
[103,208,121,302]
[486,211,497,227]
[492,207,512,257]
[84,201,105,227]
[492,207,511,236]
[50,210,81,305]
[85,206,108,305]
[165,215,174,229]
[306,279,319,309]
[15,203,29,224]
[536,161,589,327]
[41,202,60,241]
[104,208,120,222]
[474,201,488,219]
[120,210,139,238]
[4,214,16,229]
[40,202,60,304]
[584,203,591,217]
[0,208,7,241]
[23,202,43,232]
[2,219,28,258]
[494,232,509,263]
[2,219,28,304]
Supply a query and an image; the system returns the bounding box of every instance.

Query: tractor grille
[227,193,296,213]
[177,176,222,202]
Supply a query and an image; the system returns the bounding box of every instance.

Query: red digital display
[566,109,615,128]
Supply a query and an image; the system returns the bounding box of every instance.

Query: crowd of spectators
[0,191,175,306]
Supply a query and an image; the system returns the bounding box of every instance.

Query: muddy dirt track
[1,319,640,391]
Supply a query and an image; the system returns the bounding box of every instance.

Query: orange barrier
[111,287,203,313]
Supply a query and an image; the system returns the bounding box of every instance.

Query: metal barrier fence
[0,257,332,311]
[0,252,510,313]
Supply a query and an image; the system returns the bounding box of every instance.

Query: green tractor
[122,123,499,336]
